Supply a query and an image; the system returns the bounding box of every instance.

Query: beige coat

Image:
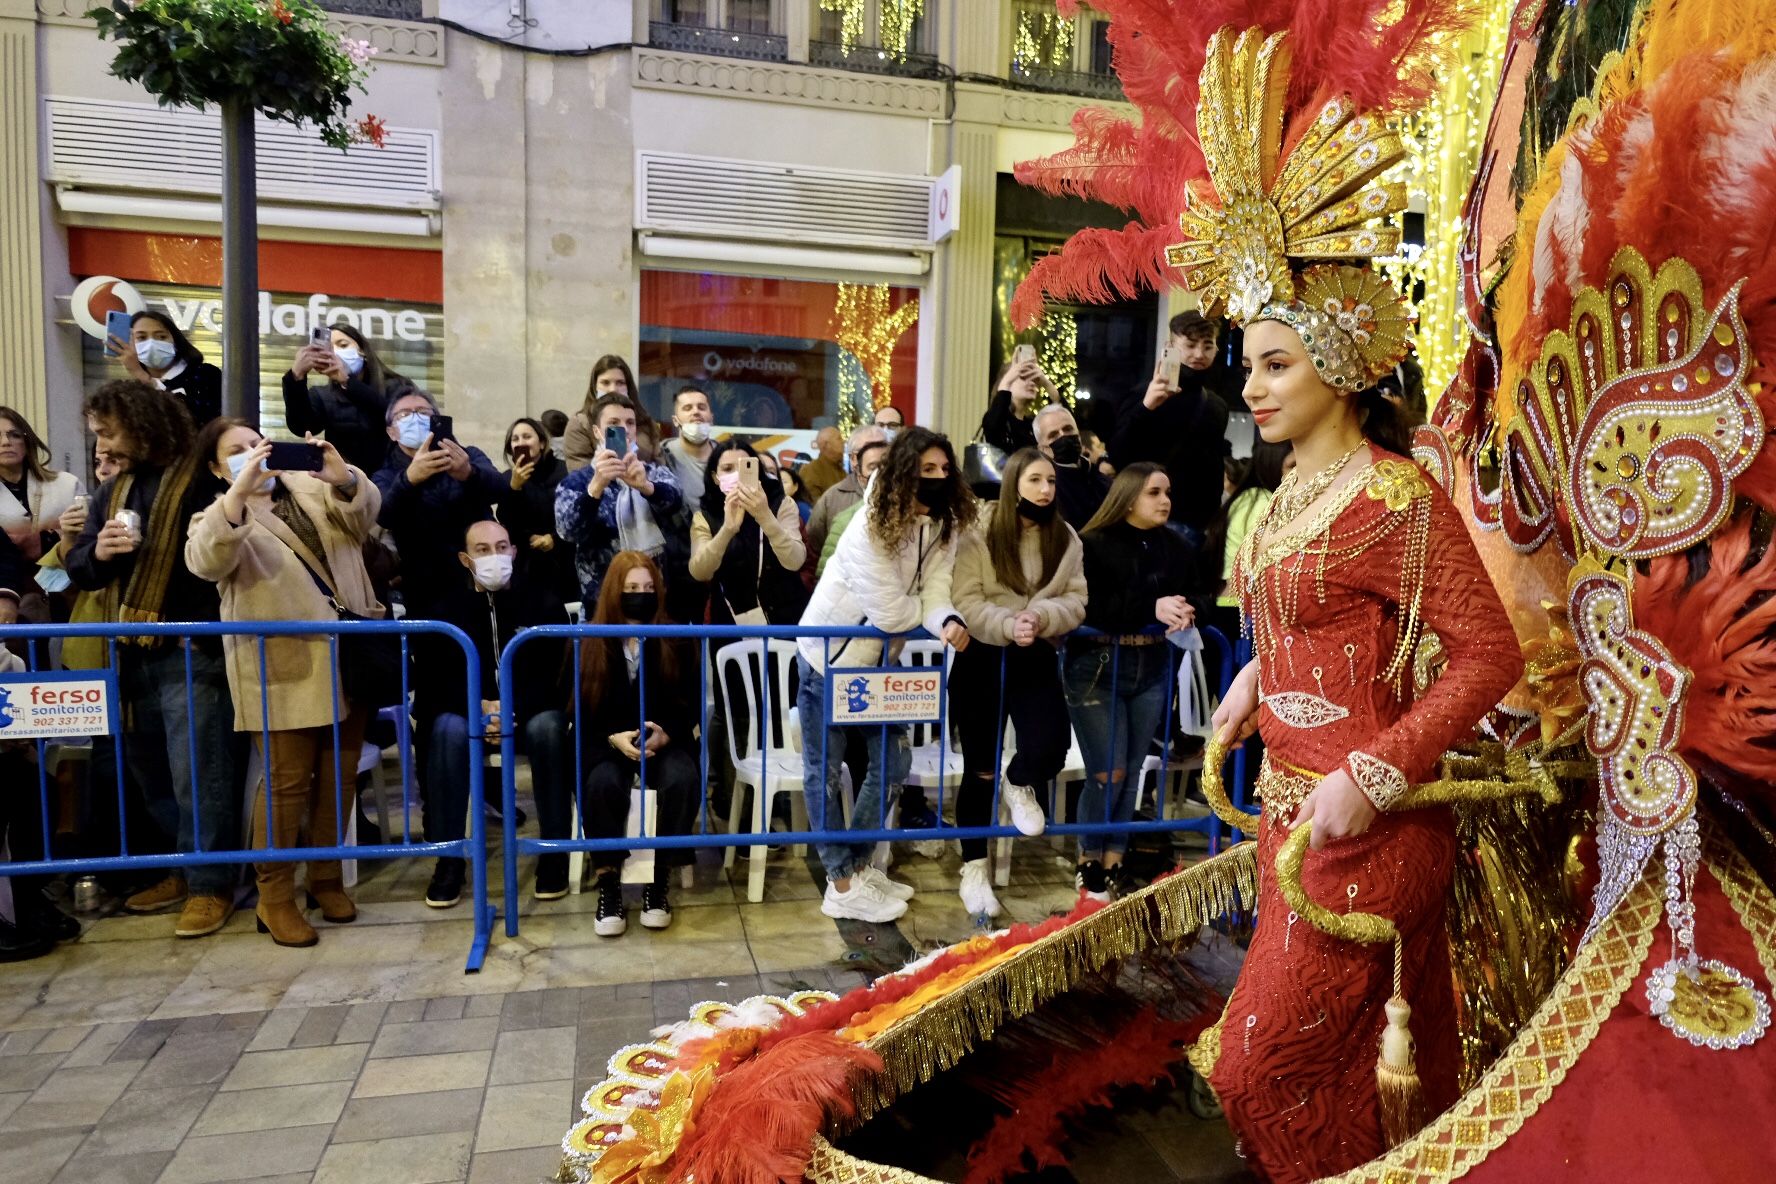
[952,516,1087,647]
[688,496,805,581]
[185,470,382,732]
[562,410,600,471]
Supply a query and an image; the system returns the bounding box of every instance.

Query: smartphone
[738,454,760,493]
[511,443,533,465]
[265,442,325,472]
[1160,345,1184,391]
[105,310,133,358]
[1012,343,1038,368]
[603,425,627,456]
[309,325,330,347]
[430,415,455,445]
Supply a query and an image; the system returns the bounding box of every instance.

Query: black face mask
[916,476,951,513]
[1018,497,1057,524]
[1047,434,1083,466]
[619,591,658,621]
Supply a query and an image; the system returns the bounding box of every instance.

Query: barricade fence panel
[0,620,497,971]
[493,622,1253,936]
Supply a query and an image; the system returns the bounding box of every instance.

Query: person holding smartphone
[497,416,575,602]
[981,347,1058,456]
[553,393,686,610]
[184,419,379,947]
[282,325,409,476]
[689,441,808,628]
[105,310,223,428]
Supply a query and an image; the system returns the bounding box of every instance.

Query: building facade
[3,0,1177,469]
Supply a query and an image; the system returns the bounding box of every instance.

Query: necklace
[1270,442,1365,523]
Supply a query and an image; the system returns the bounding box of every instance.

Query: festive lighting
[1012,2,1073,71]
[831,283,920,435]
[1381,0,1514,401]
[1037,310,1079,411]
[819,0,923,58]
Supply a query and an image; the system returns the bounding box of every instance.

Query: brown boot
[256,898,317,947]
[306,879,356,924]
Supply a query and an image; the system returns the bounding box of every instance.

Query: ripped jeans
[1062,641,1171,859]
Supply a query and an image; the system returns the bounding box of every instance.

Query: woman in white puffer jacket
[795,426,977,923]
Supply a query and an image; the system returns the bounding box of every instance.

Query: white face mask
[717,471,741,495]
[472,553,514,591]
[678,420,710,446]
[334,346,365,376]
[395,412,431,449]
[135,339,177,370]
[225,450,275,493]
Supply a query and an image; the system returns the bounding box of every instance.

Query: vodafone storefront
[64,229,443,443]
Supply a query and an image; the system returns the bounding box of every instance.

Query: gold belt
[1254,755,1324,818]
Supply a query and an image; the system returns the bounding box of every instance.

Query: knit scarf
[104,454,198,643]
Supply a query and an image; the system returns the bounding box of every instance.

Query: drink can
[70,493,88,513]
[114,508,142,543]
[73,876,102,912]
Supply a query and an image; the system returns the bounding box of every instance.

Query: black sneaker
[425,859,465,909]
[0,918,53,963]
[594,874,626,937]
[1076,860,1110,903]
[534,854,569,901]
[640,881,672,931]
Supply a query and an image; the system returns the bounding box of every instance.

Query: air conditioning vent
[637,151,934,250]
[44,96,439,210]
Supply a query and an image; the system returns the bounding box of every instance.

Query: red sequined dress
[1210,448,1523,1182]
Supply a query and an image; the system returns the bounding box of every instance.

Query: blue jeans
[424,709,568,846]
[118,643,242,895]
[1063,641,1172,858]
[797,659,911,881]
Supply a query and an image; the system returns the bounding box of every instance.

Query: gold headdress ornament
[1166,26,1414,390]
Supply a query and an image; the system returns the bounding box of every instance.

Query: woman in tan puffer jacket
[949,448,1086,918]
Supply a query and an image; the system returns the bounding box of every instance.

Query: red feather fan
[1635,513,1776,801]
[1009,0,1475,328]
[668,1033,882,1184]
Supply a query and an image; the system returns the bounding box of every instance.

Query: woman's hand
[609,730,643,760]
[1211,658,1261,749]
[1155,595,1194,631]
[1012,610,1039,647]
[58,500,88,539]
[113,335,150,381]
[309,435,352,488]
[528,533,554,552]
[736,482,769,522]
[222,441,276,522]
[1292,768,1377,850]
[94,518,137,561]
[941,620,971,652]
[509,454,536,490]
[721,488,747,532]
[643,722,668,755]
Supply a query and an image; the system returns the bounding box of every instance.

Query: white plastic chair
[715,639,811,903]
[895,641,964,799]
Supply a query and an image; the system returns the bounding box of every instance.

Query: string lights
[818,0,924,58]
[1012,2,1073,71]
[831,282,920,435]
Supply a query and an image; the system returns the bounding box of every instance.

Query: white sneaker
[959,859,1003,918]
[1002,784,1047,837]
[822,875,908,923]
[859,864,915,901]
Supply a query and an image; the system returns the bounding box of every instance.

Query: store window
[639,268,919,449]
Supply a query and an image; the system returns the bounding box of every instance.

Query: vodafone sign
[69,274,147,337]
[69,276,429,343]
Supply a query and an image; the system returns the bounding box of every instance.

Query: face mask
[1017,497,1056,524]
[916,476,951,513]
[335,346,365,376]
[135,339,177,370]
[1047,434,1083,467]
[717,471,741,495]
[880,426,899,445]
[678,421,710,446]
[472,553,514,591]
[620,591,658,621]
[34,563,72,594]
[225,450,275,493]
[396,413,431,449]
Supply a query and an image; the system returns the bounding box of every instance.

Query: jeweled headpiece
[1165,27,1413,390]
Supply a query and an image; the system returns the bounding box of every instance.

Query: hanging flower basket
[88,0,381,148]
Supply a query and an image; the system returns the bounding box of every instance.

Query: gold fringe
[843,844,1259,1128]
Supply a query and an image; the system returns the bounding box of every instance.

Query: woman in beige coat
[185,419,381,947]
[949,448,1087,919]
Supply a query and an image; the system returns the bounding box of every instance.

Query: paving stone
[59,1024,136,1069]
[352,1050,491,1098]
[0,1129,90,1184]
[34,1027,93,1056]
[243,1010,306,1054]
[131,1031,257,1089]
[312,1130,472,1184]
[108,1019,181,1064]
[0,1053,67,1093]
[330,1087,484,1143]
[77,1084,215,1156]
[467,1146,565,1184]
[474,1079,574,1153]
[382,1000,426,1024]
[50,1148,175,1184]
[488,1027,575,1086]
[3,1061,145,1130]
[156,1124,332,1184]
[368,1018,499,1059]
[188,1081,353,1136]
[218,1044,368,1092]
[463,995,504,1019]
[331,1002,387,1046]
[422,996,467,1021]
[288,1007,348,1049]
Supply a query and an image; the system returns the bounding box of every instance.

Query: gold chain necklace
[1270,442,1365,523]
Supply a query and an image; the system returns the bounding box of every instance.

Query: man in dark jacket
[1032,404,1110,531]
[413,519,571,906]
[371,388,507,618]
[1107,310,1234,546]
[66,380,241,937]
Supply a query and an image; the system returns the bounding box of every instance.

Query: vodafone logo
[69,275,146,338]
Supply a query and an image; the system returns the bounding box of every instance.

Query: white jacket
[797,507,960,674]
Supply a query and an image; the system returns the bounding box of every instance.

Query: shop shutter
[637,151,935,251]
[44,97,440,210]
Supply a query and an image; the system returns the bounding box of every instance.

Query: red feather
[668,1033,882,1184]
[1636,514,1776,800]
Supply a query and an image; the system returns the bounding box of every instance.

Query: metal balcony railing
[649,20,789,62]
[1008,62,1125,101]
[809,39,943,79]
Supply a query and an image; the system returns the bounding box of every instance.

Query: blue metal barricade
[491,621,1253,937]
[0,619,497,972]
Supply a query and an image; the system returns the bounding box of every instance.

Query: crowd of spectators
[0,312,1431,959]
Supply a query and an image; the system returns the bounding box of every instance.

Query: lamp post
[219,94,259,424]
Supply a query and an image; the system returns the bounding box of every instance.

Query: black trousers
[947,639,1071,860]
[0,749,52,914]
[581,747,701,873]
